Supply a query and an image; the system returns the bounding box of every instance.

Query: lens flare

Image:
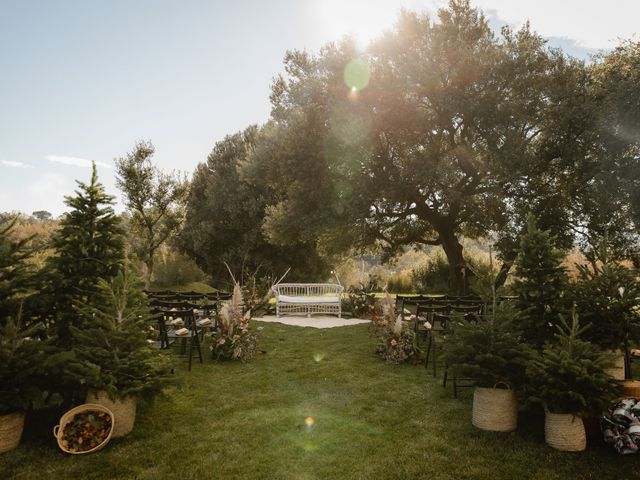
[305,416,315,428]
[343,58,370,92]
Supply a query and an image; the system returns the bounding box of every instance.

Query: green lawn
[1,322,636,479]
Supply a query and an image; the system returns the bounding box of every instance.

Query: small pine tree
[573,240,640,352]
[0,218,35,326]
[72,263,170,399]
[526,310,622,415]
[443,303,532,388]
[46,163,125,346]
[512,215,569,349]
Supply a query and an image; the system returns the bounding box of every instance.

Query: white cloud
[45,154,111,169]
[1,160,34,168]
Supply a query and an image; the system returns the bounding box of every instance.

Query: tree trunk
[144,255,154,290]
[494,260,513,290]
[439,229,466,296]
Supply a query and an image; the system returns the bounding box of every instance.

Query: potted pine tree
[444,303,531,432]
[72,263,170,437]
[526,311,622,451]
[573,241,640,380]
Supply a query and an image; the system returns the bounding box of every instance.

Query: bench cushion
[277,295,340,304]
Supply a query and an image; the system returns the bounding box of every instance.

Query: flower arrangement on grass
[373,295,420,364]
[210,283,257,362]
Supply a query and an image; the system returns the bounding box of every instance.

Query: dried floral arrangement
[373,294,420,364]
[210,281,257,362]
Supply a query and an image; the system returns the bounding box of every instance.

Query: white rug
[254,315,370,329]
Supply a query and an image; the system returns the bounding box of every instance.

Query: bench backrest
[272,283,344,297]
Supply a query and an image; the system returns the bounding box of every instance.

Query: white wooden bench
[271,283,344,318]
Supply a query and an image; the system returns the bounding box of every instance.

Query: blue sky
[1,0,638,216]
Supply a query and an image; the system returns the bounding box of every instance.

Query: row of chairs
[147,295,222,371]
[398,298,486,398]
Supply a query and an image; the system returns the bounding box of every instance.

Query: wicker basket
[53,403,114,455]
[86,391,137,438]
[0,412,25,454]
[544,412,586,452]
[623,381,640,398]
[472,385,518,432]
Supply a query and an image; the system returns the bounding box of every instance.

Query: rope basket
[86,391,137,438]
[53,403,114,455]
[544,412,586,452]
[623,381,640,398]
[472,384,518,432]
[0,412,25,454]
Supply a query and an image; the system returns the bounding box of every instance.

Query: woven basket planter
[0,412,25,454]
[472,385,518,432]
[623,380,640,398]
[544,412,586,452]
[53,403,114,455]
[604,351,625,380]
[86,391,137,438]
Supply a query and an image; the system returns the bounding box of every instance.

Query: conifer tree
[47,163,125,346]
[72,263,170,398]
[512,215,569,349]
[0,218,34,326]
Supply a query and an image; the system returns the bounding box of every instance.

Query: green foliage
[72,264,171,399]
[0,217,35,325]
[180,125,329,284]
[385,272,414,293]
[46,163,125,347]
[115,141,189,287]
[573,240,640,351]
[443,304,532,388]
[511,215,569,348]
[372,295,420,364]
[411,253,451,294]
[211,284,258,362]
[152,250,207,288]
[0,309,51,414]
[526,311,622,415]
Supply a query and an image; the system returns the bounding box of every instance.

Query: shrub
[153,251,207,288]
[386,271,414,293]
[411,253,450,293]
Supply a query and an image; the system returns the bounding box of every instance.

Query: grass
[1,322,636,479]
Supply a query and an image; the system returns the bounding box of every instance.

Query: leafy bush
[372,295,420,364]
[386,271,414,293]
[153,251,207,288]
[526,311,621,415]
[211,283,257,361]
[411,253,450,293]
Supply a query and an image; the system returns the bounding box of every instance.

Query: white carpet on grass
[254,315,370,329]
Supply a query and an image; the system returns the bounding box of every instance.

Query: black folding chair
[163,308,203,371]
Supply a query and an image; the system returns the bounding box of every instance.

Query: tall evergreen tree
[512,215,569,348]
[46,163,125,346]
